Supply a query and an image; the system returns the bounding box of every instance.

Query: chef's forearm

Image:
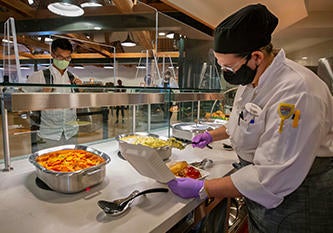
[204,176,242,199]
[209,125,229,141]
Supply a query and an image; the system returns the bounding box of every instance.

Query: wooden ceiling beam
[112,0,154,50]
[0,0,35,17]
[64,33,114,58]
[112,0,134,13]
[138,1,177,12]
[132,30,154,50]
[16,36,50,52]
[4,51,179,60]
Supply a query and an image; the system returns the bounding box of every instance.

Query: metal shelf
[4,92,225,112]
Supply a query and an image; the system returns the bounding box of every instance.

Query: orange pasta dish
[36,149,105,172]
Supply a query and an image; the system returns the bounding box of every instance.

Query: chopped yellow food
[120,135,185,150]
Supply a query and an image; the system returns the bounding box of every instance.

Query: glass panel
[0,2,237,165]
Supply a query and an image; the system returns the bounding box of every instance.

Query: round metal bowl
[171,121,227,141]
[116,132,171,161]
[171,122,214,141]
[29,144,111,193]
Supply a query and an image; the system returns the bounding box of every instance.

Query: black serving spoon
[97,188,169,216]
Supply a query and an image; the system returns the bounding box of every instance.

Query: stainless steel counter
[0,131,237,233]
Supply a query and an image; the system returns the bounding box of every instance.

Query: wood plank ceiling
[0,0,188,62]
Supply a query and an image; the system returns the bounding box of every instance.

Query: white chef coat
[27,66,78,140]
[227,49,333,209]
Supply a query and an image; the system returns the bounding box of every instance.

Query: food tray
[116,132,172,160]
[29,144,111,193]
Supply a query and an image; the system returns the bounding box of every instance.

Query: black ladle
[97,188,169,216]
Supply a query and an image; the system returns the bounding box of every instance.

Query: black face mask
[223,58,258,86]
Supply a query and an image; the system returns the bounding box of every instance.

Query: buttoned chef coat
[27,66,78,140]
[227,49,333,209]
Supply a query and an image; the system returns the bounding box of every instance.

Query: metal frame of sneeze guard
[1,91,225,172]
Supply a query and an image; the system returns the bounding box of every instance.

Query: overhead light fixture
[158,32,166,36]
[80,1,103,8]
[28,0,34,5]
[103,65,114,69]
[48,1,84,17]
[38,64,50,67]
[73,64,84,69]
[121,33,136,47]
[166,32,175,39]
[136,65,146,69]
[37,37,53,43]
[20,66,31,70]
[2,38,13,43]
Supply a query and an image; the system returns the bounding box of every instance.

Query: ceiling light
[136,65,146,69]
[166,32,175,39]
[158,32,166,36]
[37,37,53,43]
[28,0,34,5]
[2,39,13,43]
[103,65,114,69]
[45,37,53,42]
[80,1,103,8]
[121,33,136,47]
[73,64,84,69]
[38,64,50,67]
[20,66,31,70]
[48,1,84,17]
[93,26,102,30]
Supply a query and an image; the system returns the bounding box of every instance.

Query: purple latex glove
[168,178,204,198]
[192,132,213,148]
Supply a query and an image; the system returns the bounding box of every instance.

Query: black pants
[246,157,333,233]
[115,106,125,120]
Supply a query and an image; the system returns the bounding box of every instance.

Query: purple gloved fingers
[168,178,204,199]
[192,132,213,148]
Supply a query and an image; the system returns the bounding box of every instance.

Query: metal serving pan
[29,144,111,193]
[116,132,171,161]
[171,121,226,141]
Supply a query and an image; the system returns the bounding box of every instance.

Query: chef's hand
[167,178,204,198]
[192,132,212,148]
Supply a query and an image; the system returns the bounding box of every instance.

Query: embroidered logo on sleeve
[277,103,295,133]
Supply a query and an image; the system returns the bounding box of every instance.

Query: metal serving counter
[0,131,237,233]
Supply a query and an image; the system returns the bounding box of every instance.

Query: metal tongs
[190,158,214,169]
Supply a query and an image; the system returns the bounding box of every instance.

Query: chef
[168,4,333,232]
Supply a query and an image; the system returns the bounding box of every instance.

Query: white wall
[286,39,333,66]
